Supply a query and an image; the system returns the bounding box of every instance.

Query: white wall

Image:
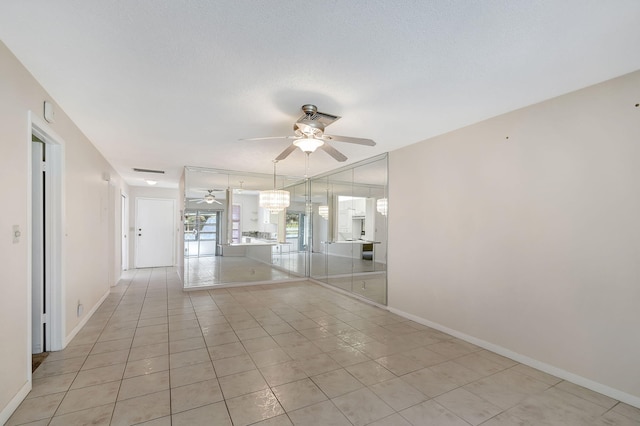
[388,70,640,405]
[0,41,126,422]
[233,193,260,233]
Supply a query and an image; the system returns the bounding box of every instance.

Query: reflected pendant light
[318,205,329,220]
[376,198,388,216]
[259,160,290,213]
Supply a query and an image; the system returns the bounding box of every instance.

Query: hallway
[8,268,639,425]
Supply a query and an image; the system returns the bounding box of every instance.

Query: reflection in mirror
[183,154,387,305]
[271,180,308,278]
[310,154,388,304]
[183,166,298,288]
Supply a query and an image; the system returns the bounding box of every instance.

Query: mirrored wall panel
[183,154,388,305]
[310,154,388,304]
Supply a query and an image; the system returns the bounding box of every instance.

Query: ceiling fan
[196,189,223,205]
[241,104,375,162]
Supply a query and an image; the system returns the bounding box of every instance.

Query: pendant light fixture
[259,160,290,213]
[318,205,329,220]
[376,198,388,216]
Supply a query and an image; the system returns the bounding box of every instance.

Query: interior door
[121,193,129,270]
[135,198,176,268]
[31,140,45,353]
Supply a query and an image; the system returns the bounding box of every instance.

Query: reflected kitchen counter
[218,238,279,257]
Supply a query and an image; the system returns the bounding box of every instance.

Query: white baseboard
[0,380,31,425]
[64,289,110,347]
[309,278,388,310]
[388,306,640,409]
[183,278,303,291]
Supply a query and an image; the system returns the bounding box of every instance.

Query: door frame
[121,192,129,271]
[27,111,65,364]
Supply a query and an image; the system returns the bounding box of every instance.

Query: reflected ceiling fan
[241,104,375,162]
[196,189,223,205]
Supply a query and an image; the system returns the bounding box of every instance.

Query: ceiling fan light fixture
[204,194,215,204]
[295,119,325,137]
[293,137,324,153]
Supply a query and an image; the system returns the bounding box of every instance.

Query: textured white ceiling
[1,1,639,186]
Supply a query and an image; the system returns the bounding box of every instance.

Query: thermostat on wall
[44,100,55,123]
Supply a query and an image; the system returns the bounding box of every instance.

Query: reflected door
[286,212,306,252]
[184,210,220,257]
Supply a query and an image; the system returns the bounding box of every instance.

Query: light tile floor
[8,267,640,425]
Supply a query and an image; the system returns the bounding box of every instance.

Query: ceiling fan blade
[322,134,376,146]
[319,143,348,162]
[275,144,298,161]
[239,136,296,141]
[213,199,222,205]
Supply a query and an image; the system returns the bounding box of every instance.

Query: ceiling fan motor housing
[294,119,325,136]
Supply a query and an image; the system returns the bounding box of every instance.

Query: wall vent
[133,168,165,174]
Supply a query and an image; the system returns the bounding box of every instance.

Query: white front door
[135,198,175,268]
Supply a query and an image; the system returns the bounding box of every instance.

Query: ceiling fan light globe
[293,137,324,153]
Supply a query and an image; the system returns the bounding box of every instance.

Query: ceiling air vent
[133,168,165,174]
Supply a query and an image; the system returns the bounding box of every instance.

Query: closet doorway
[30,112,64,357]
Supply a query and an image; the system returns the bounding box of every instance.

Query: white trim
[23,114,33,423]
[183,277,302,291]
[65,289,110,346]
[388,306,640,409]
[121,192,129,273]
[310,278,388,309]
[28,111,66,352]
[0,381,32,425]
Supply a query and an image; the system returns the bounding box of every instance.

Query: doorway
[184,210,221,257]
[29,112,64,358]
[121,193,129,271]
[286,212,306,252]
[31,137,47,354]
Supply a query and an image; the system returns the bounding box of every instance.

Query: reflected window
[231,204,241,243]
